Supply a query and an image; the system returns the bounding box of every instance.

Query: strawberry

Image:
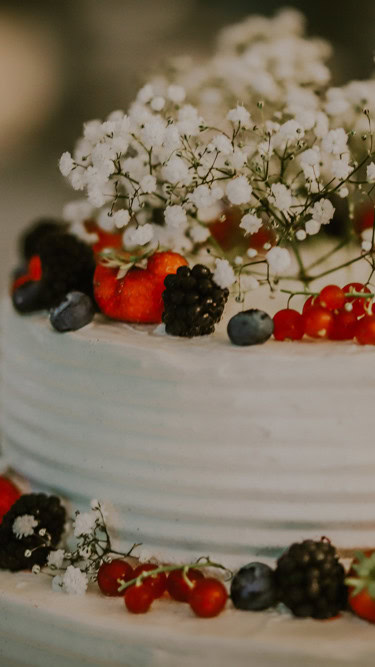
[94,251,187,324]
[346,550,375,623]
[0,476,21,523]
[11,254,42,293]
[147,251,188,279]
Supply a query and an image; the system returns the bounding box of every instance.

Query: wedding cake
[2,8,375,666]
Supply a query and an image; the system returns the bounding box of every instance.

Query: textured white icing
[0,570,374,667]
[2,298,375,566]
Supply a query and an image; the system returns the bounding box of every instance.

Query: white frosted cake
[2,297,374,567]
[3,7,375,665]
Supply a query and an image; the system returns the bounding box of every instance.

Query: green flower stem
[309,250,372,282]
[305,238,351,271]
[281,289,375,299]
[117,558,230,593]
[291,241,309,284]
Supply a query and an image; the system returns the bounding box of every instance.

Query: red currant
[188,578,228,618]
[0,477,21,523]
[355,315,375,345]
[302,295,318,314]
[133,564,167,599]
[28,255,42,281]
[124,584,154,613]
[303,306,334,339]
[166,568,204,602]
[328,309,358,341]
[319,285,345,311]
[97,559,133,596]
[273,309,304,341]
[343,283,372,317]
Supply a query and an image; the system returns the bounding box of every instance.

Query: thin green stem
[117,558,231,593]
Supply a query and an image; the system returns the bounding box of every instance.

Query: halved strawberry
[346,550,375,623]
[94,251,187,324]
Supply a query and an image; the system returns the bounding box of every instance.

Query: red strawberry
[147,251,188,279]
[94,251,187,324]
[346,550,375,623]
[0,476,21,523]
[11,254,42,293]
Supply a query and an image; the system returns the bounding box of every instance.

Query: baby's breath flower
[167,84,186,104]
[13,515,38,539]
[226,176,252,205]
[47,549,65,569]
[227,105,251,128]
[74,512,97,538]
[113,209,130,229]
[266,247,291,275]
[367,162,375,183]
[213,258,236,289]
[164,205,187,229]
[124,223,154,247]
[240,213,262,236]
[59,152,74,177]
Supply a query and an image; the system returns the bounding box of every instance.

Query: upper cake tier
[2,299,375,566]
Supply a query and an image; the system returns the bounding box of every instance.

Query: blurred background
[1,0,375,291]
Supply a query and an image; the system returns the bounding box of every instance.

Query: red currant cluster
[97,559,228,617]
[273,283,375,344]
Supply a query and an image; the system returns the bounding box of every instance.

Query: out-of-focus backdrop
[1,0,374,291]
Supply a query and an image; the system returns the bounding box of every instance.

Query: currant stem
[281,288,375,300]
[117,558,231,593]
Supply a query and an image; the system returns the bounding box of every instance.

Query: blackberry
[162,264,229,337]
[20,218,67,260]
[0,493,66,572]
[275,538,347,619]
[38,232,96,307]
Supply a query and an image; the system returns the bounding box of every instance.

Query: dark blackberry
[20,218,67,260]
[0,493,66,572]
[38,232,96,307]
[275,538,347,619]
[162,264,229,337]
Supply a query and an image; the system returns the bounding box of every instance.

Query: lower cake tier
[1,570,374,667]
[2,301,375,565]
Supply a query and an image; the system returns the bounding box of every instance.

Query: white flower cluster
[60,8,375,290]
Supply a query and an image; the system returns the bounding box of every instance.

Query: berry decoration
[39,232,96,307]
[230,562,278,611]
[124,584,155,614]
[0,493,66,572]
[275,538,347,619]
[355,315,375,345]
[49,292,95,332]
[328,309,357,341]
[162,264,229,337]
[133,563,167,598]
[273,309,304,341]
[188,577,228,618]
[303,306,334,339]
[94,251,187,324]
[319,285,345,311]
[227,309,274,346]
[346,551,375,623]
[302,295,318,314]
[343,283,372,317]
[97,559,134,597]
[166,567,204,602]
[0,477,21,524]
[20,218,66,260]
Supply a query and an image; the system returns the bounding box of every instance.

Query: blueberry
[231,562,278,611]
[12,281,46,313]
[227,309,273,346]
[49,291,95,332]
